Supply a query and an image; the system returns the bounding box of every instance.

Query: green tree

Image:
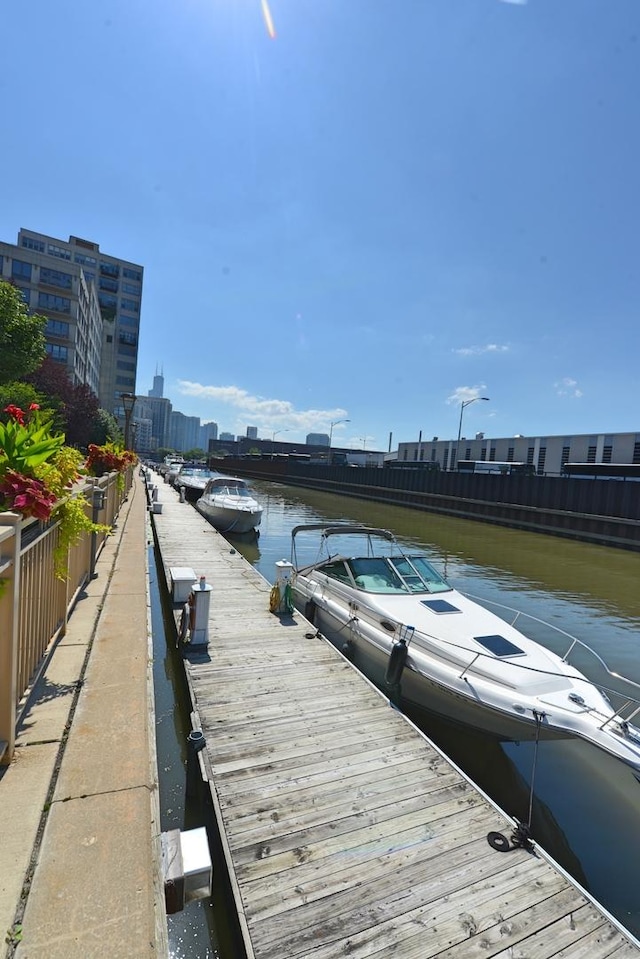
[87,408,122,447]
[183,447,207,461]
[0,281,47,384]
[0,382,44,416]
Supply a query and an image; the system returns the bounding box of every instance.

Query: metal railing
[0,467,133,764]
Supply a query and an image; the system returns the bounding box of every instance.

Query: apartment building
[0,240,103,397]
[15,229,143,415]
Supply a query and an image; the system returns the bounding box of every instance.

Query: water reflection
[227,481,640,940]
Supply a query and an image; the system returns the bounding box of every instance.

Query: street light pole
[329,418,350,448]
[271,428,290,456]
[455,396,490,468]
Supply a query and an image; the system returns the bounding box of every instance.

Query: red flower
[4,405,25,425]
[29,403,40,411]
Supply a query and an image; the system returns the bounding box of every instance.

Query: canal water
[151,478,640,953]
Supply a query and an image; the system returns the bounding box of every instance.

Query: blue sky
[2,0,639,450]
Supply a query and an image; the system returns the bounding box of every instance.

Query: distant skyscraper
[148,369,164,398]
[246,426,258,439]
[15,228,143,415]
[200,421,218,449]
[306,433,330,446]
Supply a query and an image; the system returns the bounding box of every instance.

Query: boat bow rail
[463,592,640,734]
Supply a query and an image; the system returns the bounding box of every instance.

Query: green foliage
[88,408,122,447]
[0,406,65,474]
[183,448,207,461]
[0,381,44,415]
[0,282,47,384]
[53,495,110,580]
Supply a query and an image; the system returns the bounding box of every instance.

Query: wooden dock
[148,471,640,959]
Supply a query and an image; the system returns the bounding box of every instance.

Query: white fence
[0,467,133,764]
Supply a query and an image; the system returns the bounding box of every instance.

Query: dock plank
[148,473,640,959]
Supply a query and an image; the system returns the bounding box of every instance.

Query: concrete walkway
[0,476,167,959]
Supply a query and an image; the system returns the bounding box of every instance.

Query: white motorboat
[196,475,263,534]
[174,465,218,502]
[291,524,640,771]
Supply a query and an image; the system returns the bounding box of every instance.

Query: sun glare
[260,0,276,39]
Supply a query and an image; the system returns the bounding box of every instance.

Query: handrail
[462,591,640,700]
[0,465,133,765]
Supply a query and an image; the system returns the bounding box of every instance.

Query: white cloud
[177,380,349,433]
[498,0,527,6]
[555,378,583,399]
[447,385,491,406]
[454,344,510,357]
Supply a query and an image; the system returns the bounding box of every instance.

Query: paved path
[0,476,166,959]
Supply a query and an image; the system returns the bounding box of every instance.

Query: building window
[11,259,32,281]
[443,450,449,470]
[561,446,570,467]
[117,359,136,372]
[538,447,546,474]
[633,442,640,465]
[587,446,597,463]
[121,282,140,295]
[45,343,68,362]
[480,448,487,460]
[527,447,534,465]
[119,315,138,327]
[45,319,70,337]
[15,288,30,304]
[106,334,113,343]
[83,271,95,284]
[40,266,72,290]
[99,277,119,293]
[47,244,71,260]
[74,253,97,266]
[431,449,436,461]
[116,375,134,386]
[21,236,45,252]
[602,445,613,463]
[507,447,514,462]
[38,291,71,313]
[120,298,139,313]
[489,448,496,461]
[100,262,120,278]
[119,330,137,346]
[122,267,142,282]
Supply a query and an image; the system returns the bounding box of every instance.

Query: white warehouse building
[396,431,640,476]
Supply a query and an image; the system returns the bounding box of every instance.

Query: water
[225,480,640,940]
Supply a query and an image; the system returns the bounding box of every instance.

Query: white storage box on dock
[181,826,212,903]
[152,501,163,513]
[170,567,197,603]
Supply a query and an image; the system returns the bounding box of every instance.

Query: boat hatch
[421,599,461,614]
[474,634,525,658]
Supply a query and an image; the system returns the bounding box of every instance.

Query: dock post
[186,729,206,799]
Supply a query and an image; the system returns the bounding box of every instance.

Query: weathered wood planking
[148,473,639,959]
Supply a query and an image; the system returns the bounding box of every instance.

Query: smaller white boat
[196,475,263,534]
[174,465,218,502]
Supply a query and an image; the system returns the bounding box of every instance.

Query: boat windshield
[339,555,451,594]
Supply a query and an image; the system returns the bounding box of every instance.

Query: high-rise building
[168,411,201,453]
[306,433,330,446]
[15,229,143,415]
[0,239,103,397]
[200,421,218,450]
[148,370,164,398]
[137,395,172,450]
[246,426,258,439]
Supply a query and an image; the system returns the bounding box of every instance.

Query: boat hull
[196,500,262,534]
[300,594,563,742]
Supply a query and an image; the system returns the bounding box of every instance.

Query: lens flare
[261,0,276,39]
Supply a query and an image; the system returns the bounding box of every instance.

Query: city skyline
[2,1,639,451]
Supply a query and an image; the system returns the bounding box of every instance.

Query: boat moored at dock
[290,523,640,771]
[195,474,263,534]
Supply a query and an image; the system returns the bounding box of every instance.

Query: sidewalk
[0,476,167,959]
